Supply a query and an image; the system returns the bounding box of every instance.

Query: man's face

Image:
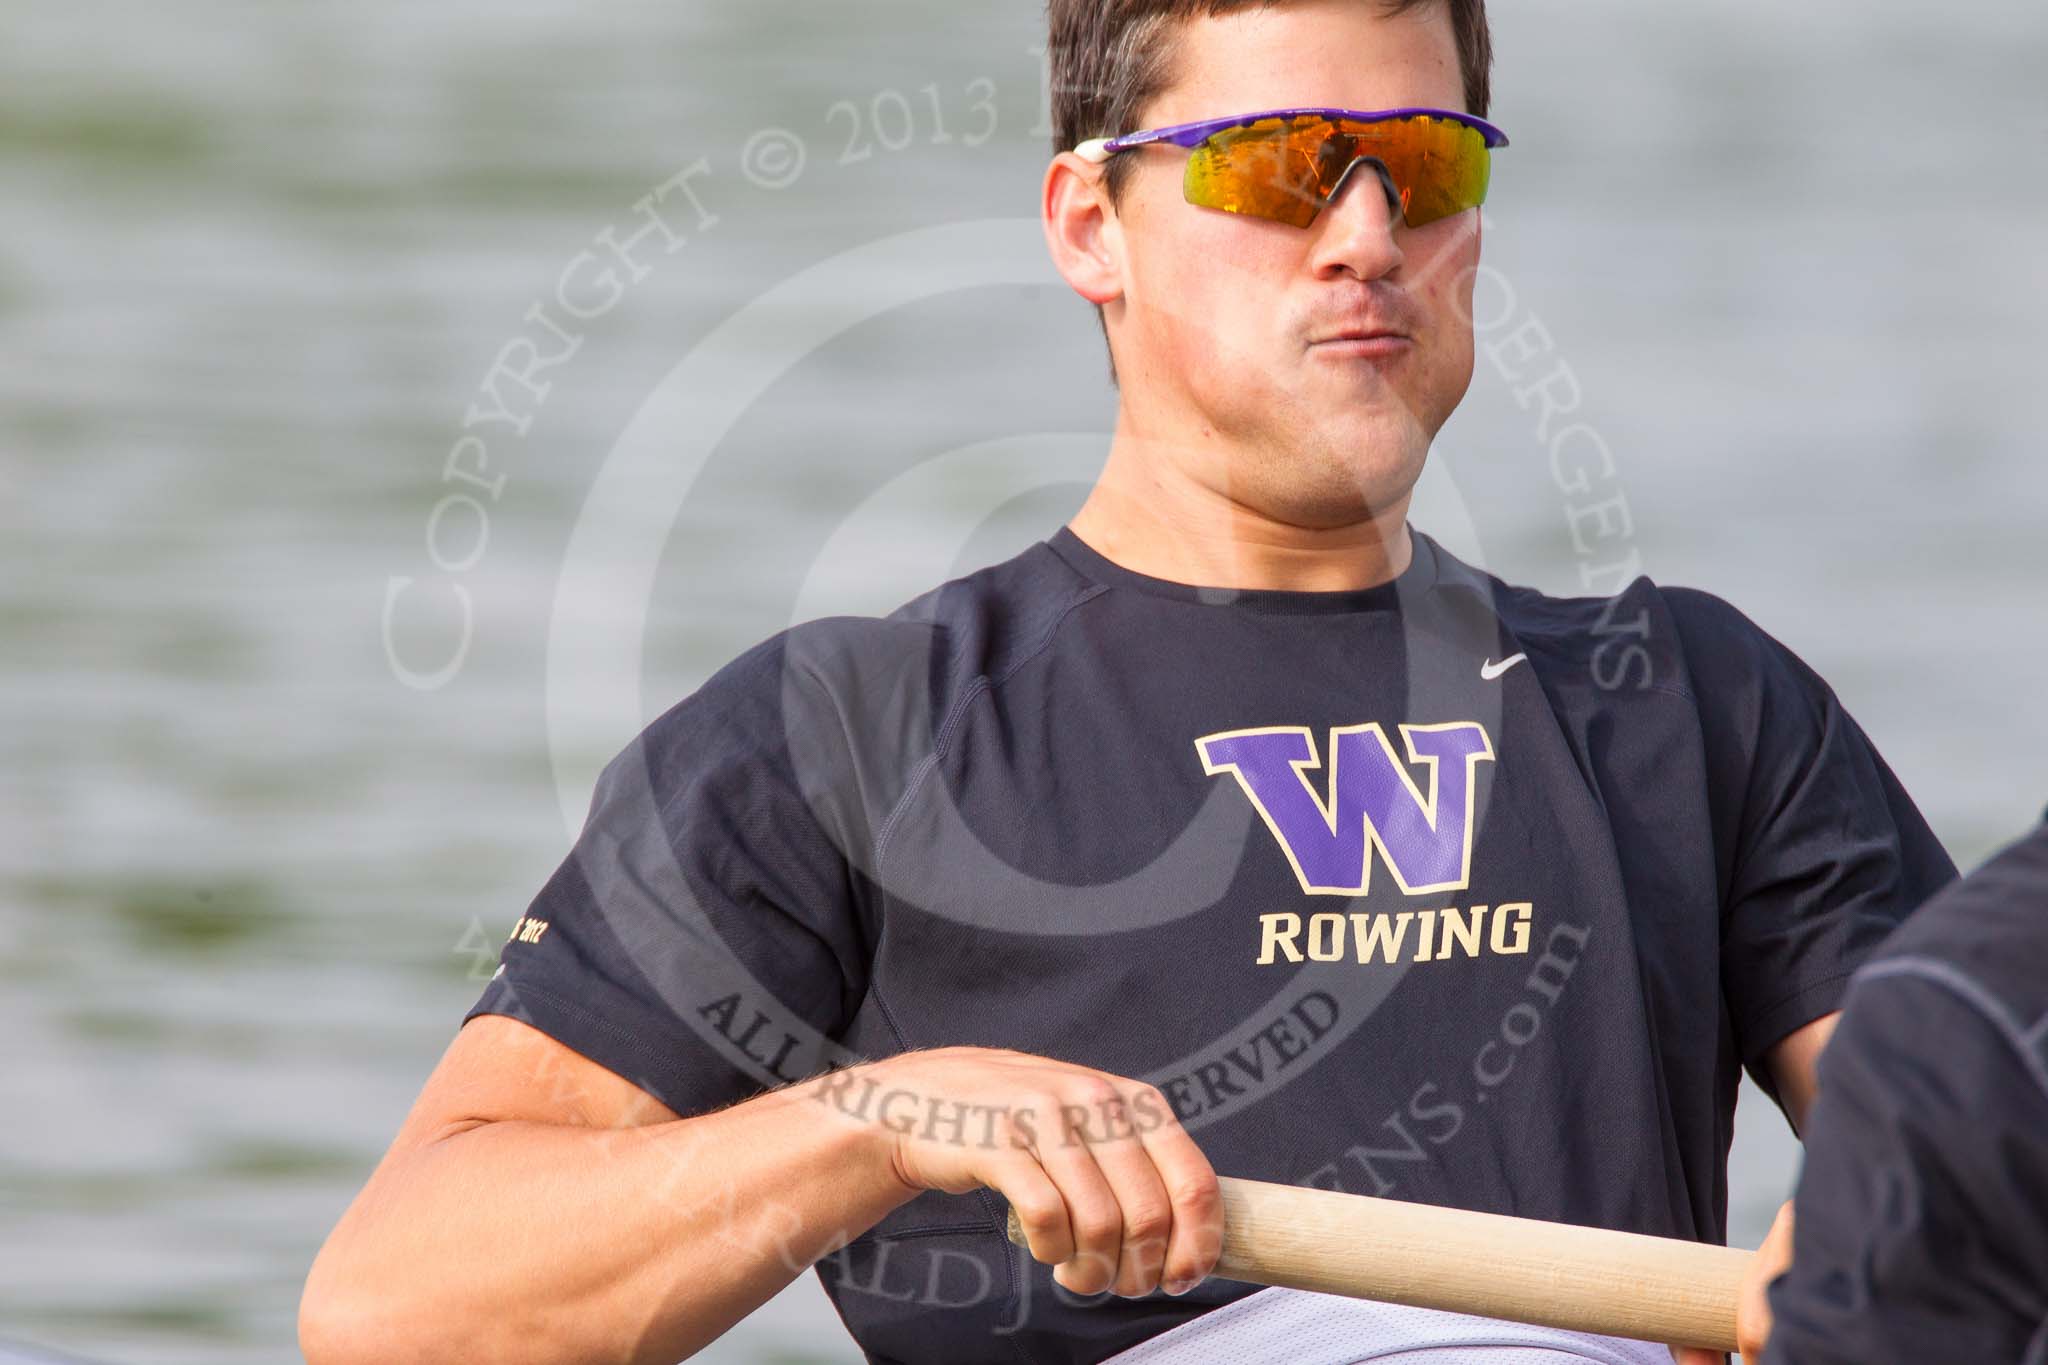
[1106,0,1482,530]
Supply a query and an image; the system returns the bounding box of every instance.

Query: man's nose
[1324,156,1407,228]
[1313,156,1406,276]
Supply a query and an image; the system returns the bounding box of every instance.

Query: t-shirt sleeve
[463,627,878,1118]
[1764,969,2048,1365]
[1668,590,1958,1076]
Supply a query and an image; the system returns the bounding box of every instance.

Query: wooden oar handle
[1004,1174,1750,1353]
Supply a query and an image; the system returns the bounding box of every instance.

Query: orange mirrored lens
[1183,115,1491,229]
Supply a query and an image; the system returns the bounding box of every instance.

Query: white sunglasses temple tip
[1073,138,1114,164]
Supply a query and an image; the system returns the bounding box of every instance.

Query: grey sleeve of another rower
[1764,968,2048,1365]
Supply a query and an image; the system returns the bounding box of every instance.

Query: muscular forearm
[301,1075,915,1365]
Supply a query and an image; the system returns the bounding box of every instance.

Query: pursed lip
[1310,325,1412,345]
[1308,326,1414,358]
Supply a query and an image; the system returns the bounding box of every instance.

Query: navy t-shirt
[1765,819,2048,1365]
[466,526,1955,1364]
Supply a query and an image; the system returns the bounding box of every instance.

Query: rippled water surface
[5,1,2045,1360]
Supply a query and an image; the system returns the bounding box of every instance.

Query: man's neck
[1066,431,1417,593]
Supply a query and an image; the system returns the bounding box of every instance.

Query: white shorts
[1105,1288,1677,1365]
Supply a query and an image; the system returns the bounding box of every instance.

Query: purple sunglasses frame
[1072,105,1510,164]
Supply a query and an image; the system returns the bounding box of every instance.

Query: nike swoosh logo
[1480,653,1528,681]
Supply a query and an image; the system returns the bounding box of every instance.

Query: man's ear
[1043,153,1123,306]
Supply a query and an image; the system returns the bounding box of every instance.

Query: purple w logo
[1196,723,1495,896]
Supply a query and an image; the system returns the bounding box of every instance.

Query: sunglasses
[1075,106,1508,229]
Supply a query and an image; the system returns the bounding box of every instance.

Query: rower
[1753,816,2048,1364]
[299,2,1958,1361]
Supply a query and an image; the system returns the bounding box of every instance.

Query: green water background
[4,1,2044,1360]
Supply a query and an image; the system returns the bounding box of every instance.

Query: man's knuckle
[1129,1082,1171,1113]
[1123,1204,1170,1243]
[1013,1194,1062,1231]
[1071,1209,1121,1244]
[1073,1075,1121,1106]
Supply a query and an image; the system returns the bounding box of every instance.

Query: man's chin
[1233,459,1424,534]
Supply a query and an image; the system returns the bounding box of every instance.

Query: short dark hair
[1044,0,1493,383]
